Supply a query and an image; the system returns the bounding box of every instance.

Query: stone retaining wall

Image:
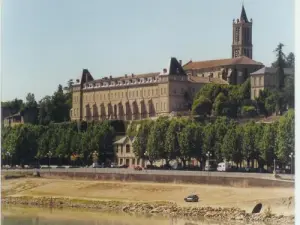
[41,171,294,188]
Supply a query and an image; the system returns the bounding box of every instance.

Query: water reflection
[1,206,251,225]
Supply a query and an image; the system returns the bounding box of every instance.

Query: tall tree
[272,43,287,90]
[286,52,295,68]
[38,96,53,125]
[132,120,153,160]
[221,125,243,166]
[25,93,38,109]
[164,119,184,162]
[241,122,257,167]
[146,117,169,164]
[260,123,277,169]
[52,85,70,122]
[275,109,294,164]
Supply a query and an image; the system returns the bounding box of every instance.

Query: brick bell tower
[232,5,253,59]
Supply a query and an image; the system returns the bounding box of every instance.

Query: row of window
[83,77,171,89]
[80,87,168,103]
[71,102,168,118]
[119,144,131,153]
[251,76,264,87]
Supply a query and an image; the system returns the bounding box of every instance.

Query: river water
[1,206,265,225]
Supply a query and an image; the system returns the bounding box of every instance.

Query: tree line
[1,80,73,126]
[1,108,294,169]
[1,121,116,166]
[133,109,294,170]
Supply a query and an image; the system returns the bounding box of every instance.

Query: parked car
[118,164,128,168]
[110,163,118,168]
[217,162,232,172]
[184,195,199,202]
[92,163,103,168]
[204,165,217,171]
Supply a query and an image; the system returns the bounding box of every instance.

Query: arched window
[126,144,130,153]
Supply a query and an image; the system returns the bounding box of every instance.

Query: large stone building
[70,5,264,122]
[183,56,263,85]
[71,58,220,121]
[250,67,294,99]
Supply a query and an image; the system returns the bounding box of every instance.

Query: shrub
[241,106,257,117]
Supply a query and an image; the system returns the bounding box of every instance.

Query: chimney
[131,73,134,77]
[125,74,128,78]
[179,60,182,65]
[110,75,112,79]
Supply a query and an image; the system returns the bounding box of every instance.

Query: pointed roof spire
[240,4,249,23]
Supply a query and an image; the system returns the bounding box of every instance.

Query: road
[1,167,295,181]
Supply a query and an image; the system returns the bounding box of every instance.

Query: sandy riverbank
[1,177,295,224]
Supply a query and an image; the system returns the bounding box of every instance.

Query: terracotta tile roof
[183,56,263,70]
[188,76,228,84]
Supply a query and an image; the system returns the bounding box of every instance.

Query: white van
[217,162,231,172]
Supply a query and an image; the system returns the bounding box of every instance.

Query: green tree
[146,117,169,164]
[38,96,53,125]
[286,52,295,68]
[275,109,294,164]
[260,123,277,169]
[272,43,287,89]
[25,93,38,109]
[202,123,216,161]
[192,96,212,117]
[178,124,195,167]
[213,92,228,116]
[1,98,24,115]
[213,117,231,162]
[241,122,257,167]
[133,120,153,160]
[52,85,70,122]
[221,125,243,166]
[164,119,184,163]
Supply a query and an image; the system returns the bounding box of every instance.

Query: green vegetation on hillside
[1,109,294,169]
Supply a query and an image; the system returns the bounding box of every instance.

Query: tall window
[126,144,130,153]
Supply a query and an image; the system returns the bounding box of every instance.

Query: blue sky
[1,0,294,102]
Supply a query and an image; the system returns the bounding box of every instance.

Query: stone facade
[250,67,294,99]
[183,56,263,85]
[70,57,225,121]
[113,136,146,167]
[232,5,253,59]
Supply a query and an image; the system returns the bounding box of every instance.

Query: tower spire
[240,4,249,23]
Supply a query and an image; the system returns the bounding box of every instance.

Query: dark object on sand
[252,203,262,213]
[184,195,199,202]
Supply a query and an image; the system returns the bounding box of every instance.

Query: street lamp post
[92,151,99,173]
[273,158,276,175]
[47,151,52,173]
[289,153,294,174]
[206,151,212,173]
[6,152,11,169]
